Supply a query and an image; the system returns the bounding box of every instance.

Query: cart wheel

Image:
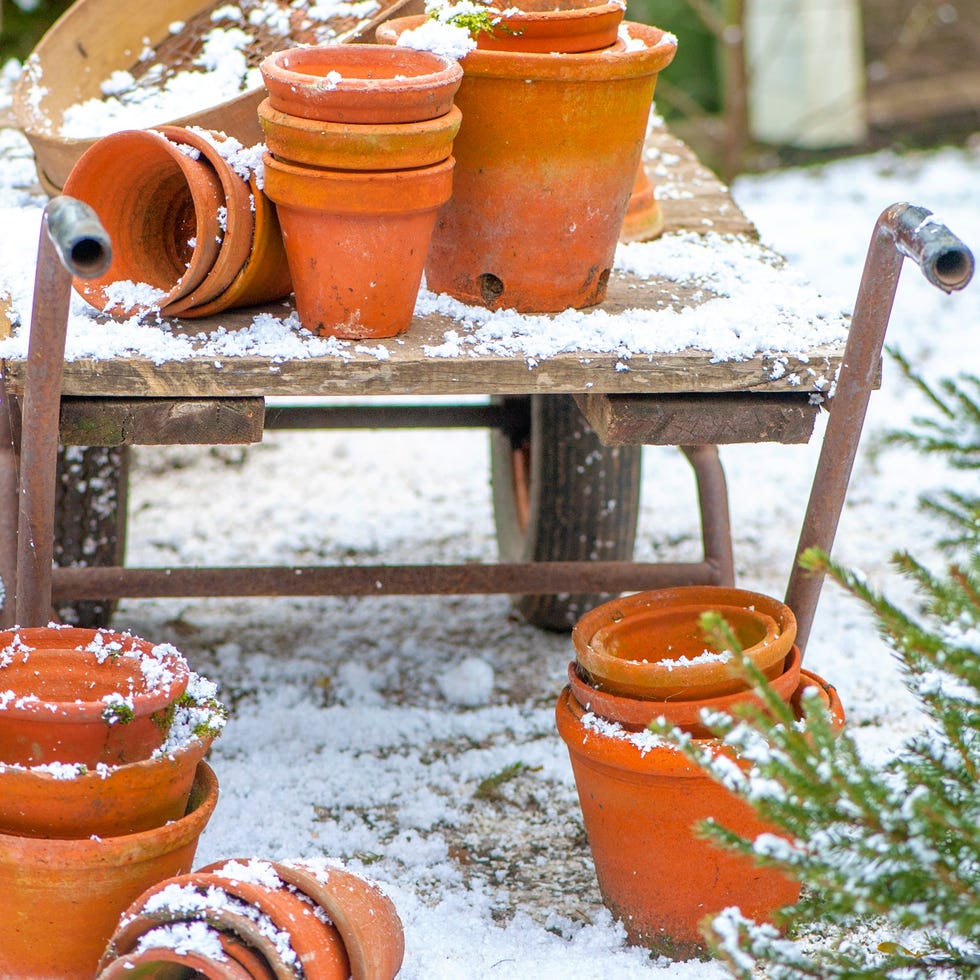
[491,394,642,631]
[53,445,129,628]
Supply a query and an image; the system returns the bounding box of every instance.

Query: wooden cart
[0,129,973,652]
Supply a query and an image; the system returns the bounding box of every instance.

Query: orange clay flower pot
[259,44,463,124]
[377,17,676,312]
[0,626,189,767]
[62,129,224,316]
[0,732,213,839]
[263,152,455,339]
[476,0,625,53]
[566,644,803,738]
[572,586,797,700]
[620,162,665,243]
[98,937,254,980]
[0,761,218,979]
[153,126,256,318]
[259,97,462,171]
[556,673,845,958]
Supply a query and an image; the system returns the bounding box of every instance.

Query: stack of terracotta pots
[63,125,293,319]
[377,5,677,312]
[556,586,846,958]
[258,43,461,339]
[96,857,406,979]
[0,625,224,978]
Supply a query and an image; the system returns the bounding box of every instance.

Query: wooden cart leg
[786,204,974,654]
[15,197,112,627]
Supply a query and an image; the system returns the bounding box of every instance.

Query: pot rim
[380,17,677,80]
[0,626,188,722]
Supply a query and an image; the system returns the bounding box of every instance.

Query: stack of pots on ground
[96,857,406,979]
[62,126,292,319]
[376,6,676,312]
[556,586,846,959]
[258,44,461,339]
[0,626,224,979]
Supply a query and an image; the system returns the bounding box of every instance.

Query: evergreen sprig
[649,354,980,977]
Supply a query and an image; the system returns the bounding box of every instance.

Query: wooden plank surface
[1,129,843,400]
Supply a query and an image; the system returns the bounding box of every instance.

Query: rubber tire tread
[53,445,130,628]
[491,394,642,631]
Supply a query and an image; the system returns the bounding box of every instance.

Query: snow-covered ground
[0,113,977,976]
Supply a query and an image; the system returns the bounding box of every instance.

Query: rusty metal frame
[1,199,973,637]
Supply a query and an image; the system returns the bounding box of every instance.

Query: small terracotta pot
[0,626,189,767]
[98,933,254,980]
[153,126,256,318]
[573,586,797,701]
[577,602,787,700]
[273,860,406,980]
[263,152,455,339]
[377,17,676,312]
[62,129,224,316]
[620,162,664,243]
[0,761,218,979]
[260,44,463,124]
[566,644,803,737]
[259,97,462,171]
[556,676,844,957]
[477,0,625,53]
[0,732,213,839]
[186,168,293,318]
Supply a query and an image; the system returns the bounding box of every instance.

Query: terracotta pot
[98,932,254,980]
[103,861,352,980]
[0,761,218,979]
[62,129,224,316]
[566,644,803,737]
[259,97,461,171]
[186,168,294,318]
[273,860,406,980]
[556,676,844,957]
[260,43,463,124]
[377,17,676,312]
[0,626,189,767]
[576,602,787,700]
[573,586,797,700]
[0,732,212,839]
[152,126,256,318]
[263,152,454,339]
[620,162,665,243]
[104,875,299,977]
[476,0,625,53]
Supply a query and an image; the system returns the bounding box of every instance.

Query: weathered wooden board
[575,392,819,446]
[58,397,265,445]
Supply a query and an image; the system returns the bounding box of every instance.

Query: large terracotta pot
[259,97,462,171]
[572,586,798,701]
[0,626,189,767]
[0,761,218,979]
[260,43,463,123]
[556,672,845,958]
[377,17,676,312]
[263,152,455,339]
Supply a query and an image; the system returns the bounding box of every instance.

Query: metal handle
[43,196,112,279]
[786,203,974,656]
